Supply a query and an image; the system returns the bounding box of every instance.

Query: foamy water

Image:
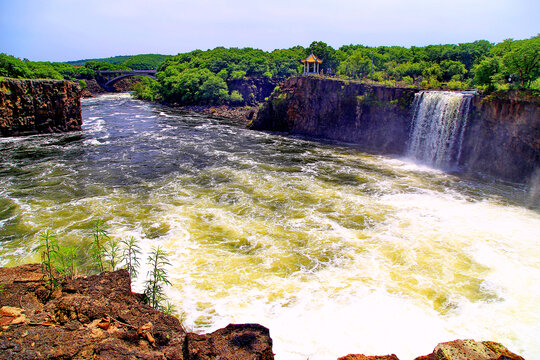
[0,93,538,359]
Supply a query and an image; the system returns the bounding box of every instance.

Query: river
[0,93,539,359]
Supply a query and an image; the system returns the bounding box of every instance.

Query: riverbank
[0,264,526,360]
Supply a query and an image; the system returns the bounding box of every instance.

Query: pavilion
[301,53,323,74]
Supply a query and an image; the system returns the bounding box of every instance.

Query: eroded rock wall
[461,93,540,182]
[251,76,417,155]
[0,78,82,137]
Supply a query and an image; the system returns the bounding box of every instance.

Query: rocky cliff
[461,92,540,183]
[252,77,540,183]
[0,79,82,137]
[251,76,417,155]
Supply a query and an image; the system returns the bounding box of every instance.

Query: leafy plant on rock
[144,246,171,310]
[90,219,109,272]
[36,230,60,289]
[121,236,141,279]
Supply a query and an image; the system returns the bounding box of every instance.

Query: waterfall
[408,91,473,169]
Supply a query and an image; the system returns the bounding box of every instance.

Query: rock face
[0,78,82,137]
[252,76,540,183]
[0,264,274,360]
[461,93,540,183]
[227,77,279,106]
[413,339,525,360]
[251,76,417,155]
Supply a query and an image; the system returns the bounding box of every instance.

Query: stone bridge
[95,70,156,91]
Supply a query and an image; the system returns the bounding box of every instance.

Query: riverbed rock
[338,355,400,360]
[413,339,525,360]
[185,323,274,360]
[0,264,274,360]
[0,78,82,136]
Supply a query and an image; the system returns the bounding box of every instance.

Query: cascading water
[408,91,473,169]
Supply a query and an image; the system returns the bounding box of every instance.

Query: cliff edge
[0,78,82,137]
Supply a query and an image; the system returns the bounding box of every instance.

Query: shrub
[229,90,244,104]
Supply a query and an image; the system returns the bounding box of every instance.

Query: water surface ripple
[0,94,539,359]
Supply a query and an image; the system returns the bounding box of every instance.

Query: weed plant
[91,219,109,272]
[121,236,141,278]
[36,230,59,289]
[144,246,171,310]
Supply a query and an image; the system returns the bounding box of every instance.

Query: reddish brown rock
[185,323,274,360]
[413,339,525,360]
[338,354,400,360]
[0,264,275,360]
[0,78,82,136]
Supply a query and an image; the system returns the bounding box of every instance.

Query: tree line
[1,35,538,105]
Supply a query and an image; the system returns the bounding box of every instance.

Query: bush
[229,90,244,104]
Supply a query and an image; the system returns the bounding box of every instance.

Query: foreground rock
[414,339,524,360]
[0,78,82,136]
[0,264,274,360]
[338,339,524,360]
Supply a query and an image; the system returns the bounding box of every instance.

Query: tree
[472,57,500,89]
[0,54,33,78]
[308,41,339,73]
[501,36,540,88]
[337,51,371,79]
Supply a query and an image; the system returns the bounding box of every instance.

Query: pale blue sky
[1,0,538,62]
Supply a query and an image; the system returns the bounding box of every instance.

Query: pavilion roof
[301,53,323,63]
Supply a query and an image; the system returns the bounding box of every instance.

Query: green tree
[0,54,33,78]
[472,57,500,90]
[501,36,540,88]
[308,41,339,73]
[337,50,371,78]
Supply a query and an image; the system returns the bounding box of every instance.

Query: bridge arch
[95,70,157,91]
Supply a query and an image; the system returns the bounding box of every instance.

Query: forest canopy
[2,35,538,105]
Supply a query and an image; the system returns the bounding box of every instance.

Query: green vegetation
[36,230,60,290]
[121,236,142,279]
[67,54,172,70]
[2,36,538,102]
[34,220,175,312]
[144,246,171,310]
[90,219,109,273]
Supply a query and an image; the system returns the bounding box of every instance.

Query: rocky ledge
[0,264,273,360]
[0,78,82,137]
[0,264,525,360]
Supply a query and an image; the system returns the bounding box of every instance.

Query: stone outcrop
[338,355,399,360]
[338,339,524,360]
[413,339,524,360]
[252,76,540,183]
[0,264,274,360]
[0,78,82,137]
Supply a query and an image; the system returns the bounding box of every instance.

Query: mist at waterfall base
[0,94,539,359]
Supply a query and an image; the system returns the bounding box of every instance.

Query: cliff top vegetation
[2,35,538,104]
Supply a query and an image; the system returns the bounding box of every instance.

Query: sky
[1,0,538,62]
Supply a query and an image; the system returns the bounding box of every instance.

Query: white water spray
[408,91,473,169]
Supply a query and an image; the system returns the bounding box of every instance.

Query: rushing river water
[1,93,539,359]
